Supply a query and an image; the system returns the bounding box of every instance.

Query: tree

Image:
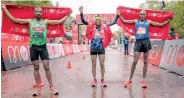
[4,0,53,6]
[139,0,184,38]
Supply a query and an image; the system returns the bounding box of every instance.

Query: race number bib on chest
[137,27,146,34]
[32,27,45,38]
[94,30,102,39]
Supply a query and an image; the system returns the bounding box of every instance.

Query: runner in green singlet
[2,4,72,96]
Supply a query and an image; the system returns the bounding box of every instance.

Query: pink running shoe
[140,80,147,88]
[50,87,59,95]
[91,79,97,87]
[32,87,41,96]
[101,79,107,87]
[124,80,132,87]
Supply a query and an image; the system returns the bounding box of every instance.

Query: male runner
[79,6,119,87]
[2,4,71,95]
[119,10,172,88]
[124,36,129,58]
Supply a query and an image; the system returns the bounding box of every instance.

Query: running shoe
[50,87,59,95]
[140,80,147,88]
[32,87,41,96]
[91,79,97,87]
[124,80,132,87]
[101,79,107,87]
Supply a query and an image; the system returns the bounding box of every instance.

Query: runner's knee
[133,58,139,63]
[100,62,104,67]
[144,61,148,65]
[92,60,96,66]
[92,64,96,68]
[33,65,39,70]
[43,66,50,71]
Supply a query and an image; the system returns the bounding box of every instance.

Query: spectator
[170,28,176,39]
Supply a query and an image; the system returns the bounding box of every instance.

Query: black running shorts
[124,45,128,50]
[30,44,49,61]
[90,51,105,55]
[134,38,151,53]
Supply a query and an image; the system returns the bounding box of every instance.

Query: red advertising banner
[1,40,89,70]
[1,33,30,42]
[160,39,184,75]
[63,44,74,55]
[117,6,174,39]
[1,33,51,43]
[1,41,31,70]
[71,24,78,44]
[2,4,71,37]
[138,41,165,66]
[76,14,116,23]
[79,45,86,52]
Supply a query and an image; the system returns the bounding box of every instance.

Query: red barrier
[2,41,89,70]
[160,39,184,75]
[138,41,165,66]
[1,41,31,70]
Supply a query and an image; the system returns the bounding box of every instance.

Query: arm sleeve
[107,15,119,26]
[80,13,88,25]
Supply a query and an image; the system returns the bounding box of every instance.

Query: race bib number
[94,30,102,39]
[33,32,44,38]
[32,27,44,38]
[137,27,146,34]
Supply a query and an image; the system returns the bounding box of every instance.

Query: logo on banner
[20,46,29,61]
[165,45,184,67]
[176,45,184,67]
[152,13,157,17]
[10,27,28,34]
[8,45,30,63]
[52,30,57,34]
[22,29,27,33]
[154,33,157,36]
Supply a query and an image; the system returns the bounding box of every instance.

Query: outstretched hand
[1,3,6,9]
[116,9,120,16]
[79,6,83,13]
[69,9,73,15]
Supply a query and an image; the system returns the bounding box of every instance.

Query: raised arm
[149,19,171,26]
[79,6,88,25]
[45,14,70,25]
[107,15,119,26]
[2,4,30,24]
[107,10,120,26]
[119,15,137,24]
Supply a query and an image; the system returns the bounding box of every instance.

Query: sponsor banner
[148,40,165,66]
[2,40,89,70]
[2,4,72,37]
[117,6,174,39]
[72,25,78,44]
[47,43,65,59]
[1,33,30,42]
[1,41,31,70]
[76,14,116,23]
[79,45,86,52]
[63,44,74,56]
[1,33,51,43]
[160,39,184,75]
[138,40,165,66]
[72,44,80,53]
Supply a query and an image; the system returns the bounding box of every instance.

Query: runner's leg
[91,52,97,87]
